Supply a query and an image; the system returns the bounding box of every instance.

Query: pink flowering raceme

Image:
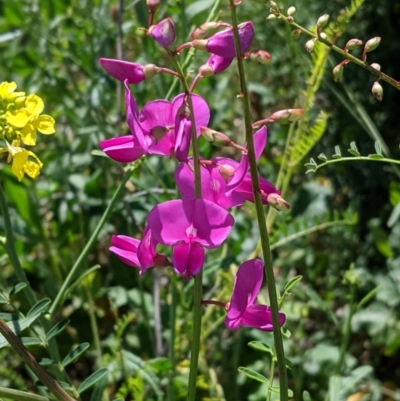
[225,259,286,331]
[193,21,254,58]
[147,198,234,279]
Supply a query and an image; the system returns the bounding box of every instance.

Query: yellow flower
[3,140,43,181]
[0,81,18,100]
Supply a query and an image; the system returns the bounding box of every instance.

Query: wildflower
[147,199,234,279]
[225,259,286,331]
[198,54,234,77]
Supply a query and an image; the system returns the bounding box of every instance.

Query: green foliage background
[0,0,400,400]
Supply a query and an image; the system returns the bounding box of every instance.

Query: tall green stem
[49,163,137,320]
[167,272,177,401]
[229,3,288,400]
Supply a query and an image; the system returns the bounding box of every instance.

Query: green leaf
[281,327,291,338]
[318,153,328,161]
[62,343,90,367]
[0,294,7,304]
[0,314,41,348]
[368,154,384,160]
[77,368,108,394]
[348,141,360,157]
[284,275,303,292]
[374,140,382,155]
[238,367,268,384]
[38,358,54,366]
[305,169,315,174]
[9,283,27,298]
[27,298,52,318]
[21,337,42,346]
[248,341,274,356]
[387,202,400,228]
[36,380,71,390]
[0,313,17,321]
[45,319,70,342]
[332,145,342,159]
[270,386,294,397]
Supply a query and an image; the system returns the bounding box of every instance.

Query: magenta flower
[148,18,176,48]
[198,54,234,77]
[99,59,159,84]
[225,259,286,331]
[193,21,254,58]
[147,199,234,279]
[110,235,141,268]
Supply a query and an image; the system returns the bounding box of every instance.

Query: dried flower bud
[305,38,315,53]
[266,14,278,21]
[266,193,291,212]
[286,16,294,23]
[291,29,301,40]
[364,37,381,53]
[248,49,272,65]
[317,14,330,29]
[191,22,226,40]
[287,6,296,16]
[148,18,176,48]
[372,81,383,101]
[143,63,160,79]
[332,64,344,82]
[370,63,381,71]
[146,0,161,13]
[201,127,232,147]
[345,39,363,51]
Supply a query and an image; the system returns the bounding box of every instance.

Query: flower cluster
[0,82,55,181]
[100,10,297,331]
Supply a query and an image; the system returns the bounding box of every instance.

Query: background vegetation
[0,0,399,400]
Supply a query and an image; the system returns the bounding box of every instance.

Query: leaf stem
[229,2,288,401]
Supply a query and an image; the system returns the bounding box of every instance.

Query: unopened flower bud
[287,6,296,16]
[345,39,363,51]
[269,1,278,10]
[199,54,233,77]
[364,37,381,53]
[218,164,235,180]
[266,193,291,211]
[100,58,153,84]
[146,0,161,13]
[332,64,344,82]
[372,81,383,101]
[201,127,232,147]
[319,32,327,40]
[148,17,176,48]
[248,49,271,65]
[291,29,301,40]
[370,63,381,71]
[266,14,278,21]
[191,22,226,39]
[286,16,294,23]
[317,14,330,29]
[305,38,315,53]
[267,109,305,124]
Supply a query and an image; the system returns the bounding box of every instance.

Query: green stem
[0,319,77,401]
[49,163,137,320]
[229,3,288,401]
[0,386,50,401]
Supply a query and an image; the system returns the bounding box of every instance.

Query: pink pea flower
[148,18,176,48]
[99,59,159,84]
[198,54,234,77]
[225,259,286,331]
[147,199,234,279]
[193,21,254,58]
[110,235,141,268]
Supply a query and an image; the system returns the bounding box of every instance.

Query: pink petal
[109,235,140,267]
[99,58,145,84]
[241,304,286,331]
[234,175,280,203]
[206,21,254,58]
[171,94,210,136]
[148,131,175,156]
[254,125,267,160]
[139,99,173,134]
[137,226,157,273]
[173,242,205,279]
[174,118,192,162]
[205,54,234,74]
[100,135,145,163]
[224,153,249,196]
[148,18,176,48]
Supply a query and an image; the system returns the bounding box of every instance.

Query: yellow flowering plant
[0,81,55,181]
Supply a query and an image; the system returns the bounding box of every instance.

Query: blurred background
[0,0,399,400]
